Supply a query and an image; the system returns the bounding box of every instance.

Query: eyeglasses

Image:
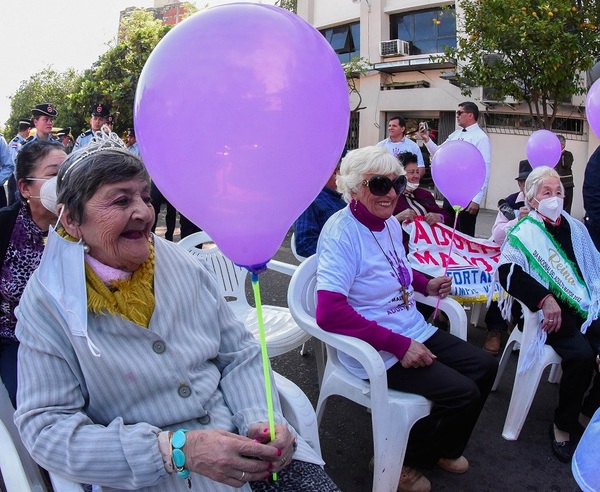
[456,110,470,116]
[362,175,407,196]
[25,177,52,181]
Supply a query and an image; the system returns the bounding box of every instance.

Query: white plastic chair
[287,255,468,492]
[492,300,562,440]
[0,373,320,491]
[177,231,311,357]
[290,232,307,263]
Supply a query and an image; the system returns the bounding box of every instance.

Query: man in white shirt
[420,102,491,237]
[377,116,424,172]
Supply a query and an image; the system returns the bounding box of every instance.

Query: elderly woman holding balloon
[14,133,338,492]
[497,166,600,464]
[316,146,497,492]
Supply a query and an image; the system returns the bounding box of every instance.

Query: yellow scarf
[58,229,156,328]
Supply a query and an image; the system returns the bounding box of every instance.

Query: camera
[419,122,429,132]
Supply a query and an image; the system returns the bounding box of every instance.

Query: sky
[0,0,276,127]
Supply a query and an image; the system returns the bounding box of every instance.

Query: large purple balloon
[587,78,600,138]
[431,140,486,209]
[135,4,349,270]
[525,129,561,168]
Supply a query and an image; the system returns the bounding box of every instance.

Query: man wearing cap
[57,128,73,154]
[106,114,115,132]
[24,104,58,146]
[74,103,110,151]
[6,119,32,204]
[0,134,14,208]
[125,128,140,156]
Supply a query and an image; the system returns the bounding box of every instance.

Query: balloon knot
[240,262,269,277]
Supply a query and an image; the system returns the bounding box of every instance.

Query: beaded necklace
[369,224,412,309]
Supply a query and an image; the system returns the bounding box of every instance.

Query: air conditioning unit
[379,39,410,57]
[478,86,519,105]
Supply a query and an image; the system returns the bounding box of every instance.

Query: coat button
[152,341,166,354]
[178,385,191,398]
[197,414,211,425]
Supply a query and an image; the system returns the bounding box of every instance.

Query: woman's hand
[425,276,452,298]
[400,340,436,368]
[183,429,280,486]
[541,296,562,333]
[424,212,442,225]
[395,209,417,223]
[465,201,480,215]
[517,206,529,220]
[247,423,296,474]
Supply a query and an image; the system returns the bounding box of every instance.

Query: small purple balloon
[525,130,562,169]
[135,4,349,269]
[431,140,486,209]
[587,78,600,138]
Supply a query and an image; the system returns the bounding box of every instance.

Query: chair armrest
[273,372,322,459]
[268,260,297,277]
[413,292,467,340]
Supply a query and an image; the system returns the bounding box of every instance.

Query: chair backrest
[177,231,252,320]
[290,232,307,263]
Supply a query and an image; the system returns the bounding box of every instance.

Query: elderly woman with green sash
[496,166,600,464]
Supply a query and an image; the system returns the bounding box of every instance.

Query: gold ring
[281,456,287,465]
[239,471,246,481]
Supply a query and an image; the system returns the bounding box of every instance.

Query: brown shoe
[483,330,502,355]
[437,456,469,474]
[368,459,431,492]
[398,465,431,492]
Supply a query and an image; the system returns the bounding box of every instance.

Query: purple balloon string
[432,208,460,320]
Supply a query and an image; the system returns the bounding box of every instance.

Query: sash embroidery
[506,216,589,318]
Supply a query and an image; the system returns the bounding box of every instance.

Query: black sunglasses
[362,175,407,196]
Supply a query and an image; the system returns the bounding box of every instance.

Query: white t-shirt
[317,207,437,378]
[377,137,425,167]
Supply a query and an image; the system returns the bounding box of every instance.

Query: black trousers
[443,198,478,237]
[546,317,600,434]
[150,182,177,241]
[386,330,498,468]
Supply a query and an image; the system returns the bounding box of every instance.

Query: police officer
[6,118,32,204]
[0,135,13,208]
[74,103,110,151]
[57,128,74,154]
[106,114,115,132]
[24,104,59,146]
[125,127,140,156]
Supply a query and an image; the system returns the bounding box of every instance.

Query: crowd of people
[2,98,599,491]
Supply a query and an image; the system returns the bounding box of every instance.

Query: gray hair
[557,134,566,145]
[524,166,564,202]
[336,146,403,202]
[57,147,150,225]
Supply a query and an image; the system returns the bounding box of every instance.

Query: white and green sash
[506,216,590,318]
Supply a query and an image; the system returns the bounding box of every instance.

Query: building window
[390,7,456,56]
[320,22,360,64]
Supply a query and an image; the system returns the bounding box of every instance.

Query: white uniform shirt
[377,136,425,167]
[425,123,491,204]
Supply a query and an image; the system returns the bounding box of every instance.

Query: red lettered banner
[402,217,501,302]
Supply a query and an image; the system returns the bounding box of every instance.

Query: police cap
[91,103,110,118]
[31,103,58,118]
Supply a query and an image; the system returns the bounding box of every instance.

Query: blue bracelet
[171,429,190,481]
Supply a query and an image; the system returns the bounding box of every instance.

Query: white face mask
[405,181,419,192]
[535,196,563,222]
[39,176,58,213]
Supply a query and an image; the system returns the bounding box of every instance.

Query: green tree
[443,0,600,129]
[68,9,173,135]
[275,0,297,13]
[5,66,79,137]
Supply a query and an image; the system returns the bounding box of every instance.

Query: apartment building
[297,0,599,217]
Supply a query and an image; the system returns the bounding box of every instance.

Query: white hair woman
[316,146,498,492]
[14,133,338,491]
[498,166,600,463]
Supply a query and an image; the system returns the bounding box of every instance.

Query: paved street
[158,207,581,492]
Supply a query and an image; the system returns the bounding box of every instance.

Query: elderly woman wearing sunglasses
[315,146,497,492]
